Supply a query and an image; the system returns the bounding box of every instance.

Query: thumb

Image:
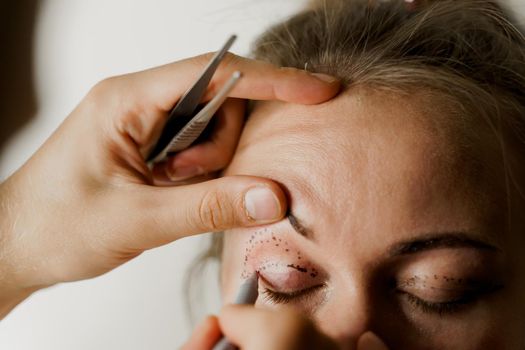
[133,175,287,248]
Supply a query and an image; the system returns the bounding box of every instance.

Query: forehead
[226,88,498,243]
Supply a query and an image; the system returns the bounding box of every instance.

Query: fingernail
[357,332,389,350]
[166,165,204,181]
[244,186,281,222]
[311,72,338,83]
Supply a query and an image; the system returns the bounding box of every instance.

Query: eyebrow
[288,212,313,238]
[388,233,500,256]
[286,213,500,254]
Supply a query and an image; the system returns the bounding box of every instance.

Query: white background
[0,1,308,349]
[0,1,523,349]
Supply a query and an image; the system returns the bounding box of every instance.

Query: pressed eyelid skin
[241,226,323,282]
[241,226,328,308]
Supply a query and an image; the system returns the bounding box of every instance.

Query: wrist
[0,287,39,319]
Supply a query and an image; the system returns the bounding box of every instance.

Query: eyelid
[258,272,278,290]
[264,284,325,299]
[255,261,324,292]
[398,291,472,315]
[260,282,326,305]
[258,272,325,297]
[395,278,504,316]
[396,276,502,302]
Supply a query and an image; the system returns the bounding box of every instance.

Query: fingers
[133,175,287,248]
[92,52,340,166]
[180,312,388,350]
[180,315,222,350]
[154,98,245,182]
[120,52,340,113]
[357,332,390,350]
[217,305,338,350]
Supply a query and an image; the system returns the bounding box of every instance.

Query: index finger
[218,305,338,350]
[124,52,341,112]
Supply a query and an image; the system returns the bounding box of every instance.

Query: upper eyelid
[260,283,329,316]
[258,273,325,295]
[262,283,326,300]
[258,272,277,290]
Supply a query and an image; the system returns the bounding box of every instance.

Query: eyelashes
[260,279,503,317]
[395,281,503,316]
[260,282,480,314]
[398,291,478,315]
[396,282,504,316]
[261,284,326,305]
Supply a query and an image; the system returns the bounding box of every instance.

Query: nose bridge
[315,281,372,347]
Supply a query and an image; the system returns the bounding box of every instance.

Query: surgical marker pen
[212,273,259,350]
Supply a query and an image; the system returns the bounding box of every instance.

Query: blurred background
[0,1,523,349]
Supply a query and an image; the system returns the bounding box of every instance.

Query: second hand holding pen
[212,273,259,350]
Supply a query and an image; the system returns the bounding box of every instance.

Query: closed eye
[261,284,325,304]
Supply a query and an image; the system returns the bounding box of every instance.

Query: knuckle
[83,76,130,128]
[197,189,235,231]
[86,76,123,112]
[89,76,118,98]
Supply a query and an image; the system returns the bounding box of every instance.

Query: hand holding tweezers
[147,35,241,165]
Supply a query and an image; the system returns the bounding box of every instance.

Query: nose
[314,281,373,348]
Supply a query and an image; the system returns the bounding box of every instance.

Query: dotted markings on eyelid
[402,274,475,290]
[240,229,319,280]
[287,263,307,273]
[286,264,319,278]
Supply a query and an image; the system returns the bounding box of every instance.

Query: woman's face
[221,88,525,349]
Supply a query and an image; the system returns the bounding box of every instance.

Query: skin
[214,87,525,349]
[0,53,341,318]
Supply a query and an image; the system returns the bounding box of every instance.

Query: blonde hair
[186,0,525,322]
[253,0,525,224]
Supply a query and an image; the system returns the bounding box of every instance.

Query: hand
[0,52,340,316]
[181,306,389,350]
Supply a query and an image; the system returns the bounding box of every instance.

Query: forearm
[0,288,36,319]
[0,179,37,319]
